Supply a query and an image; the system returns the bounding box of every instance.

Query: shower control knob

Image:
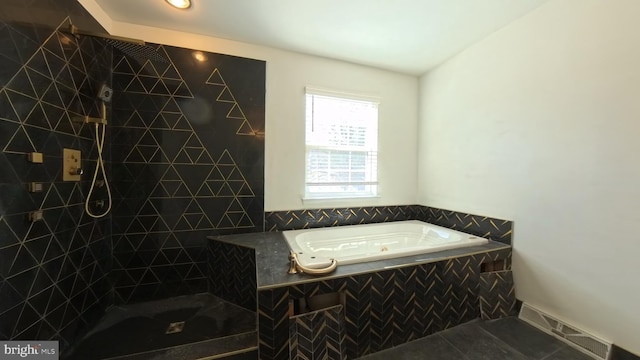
[69,167,83,176]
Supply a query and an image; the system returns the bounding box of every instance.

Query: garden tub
[283,220,489,268]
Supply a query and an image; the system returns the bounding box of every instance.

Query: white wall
[418,0,640,353]
[79,1,419,211]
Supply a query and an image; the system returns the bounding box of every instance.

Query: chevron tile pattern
[208,240,257,311]
[419,206,513,244]
[289,305,346,360]
[258,287,290,360]
[479,270,517,320]
[109,40,265,303]
[265,206,417,231]
[344,274,373,356]
[265,205,513,245]
[0,7,113,350]
[257,248,512,360]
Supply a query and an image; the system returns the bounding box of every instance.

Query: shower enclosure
[0,3,264,359]
[61,23,264,360]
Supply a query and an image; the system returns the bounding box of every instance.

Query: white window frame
[304,86,379,200]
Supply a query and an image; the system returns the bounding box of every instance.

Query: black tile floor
[358,317,593,360]
[63,293,257,360]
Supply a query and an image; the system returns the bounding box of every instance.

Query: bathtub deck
[209,231,511,289]
[209,230,514,360]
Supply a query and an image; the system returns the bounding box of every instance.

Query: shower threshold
[63,293,257,360]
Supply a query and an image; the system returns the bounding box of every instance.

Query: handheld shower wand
[85,84,113,218]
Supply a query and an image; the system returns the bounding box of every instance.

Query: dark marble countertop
[208,232,511,290]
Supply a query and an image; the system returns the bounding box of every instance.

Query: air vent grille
[519,303,611,360]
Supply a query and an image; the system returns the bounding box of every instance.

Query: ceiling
[89,0,549,75]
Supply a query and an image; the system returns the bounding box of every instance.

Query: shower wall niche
[109,44,266,304]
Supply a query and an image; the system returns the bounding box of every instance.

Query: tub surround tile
[255,250,512,360]
[479,270,517,320]
[257,287,290,360]
[210,232,511,289]
[289,305,345,360]
[265,205,513,245]
[265,206,416,232]
[210,230,512,360]
[420,206,513,245]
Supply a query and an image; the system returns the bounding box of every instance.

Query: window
[305,87,379,199]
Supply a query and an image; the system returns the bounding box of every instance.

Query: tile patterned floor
[358,317,593,360]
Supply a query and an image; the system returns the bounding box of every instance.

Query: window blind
[305,88,379,199]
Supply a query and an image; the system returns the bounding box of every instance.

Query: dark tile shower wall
[0,0,112,349]
[1,0,266,350]
[110,46,265,303]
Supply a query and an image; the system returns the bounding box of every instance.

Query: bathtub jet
[283,220,489,271]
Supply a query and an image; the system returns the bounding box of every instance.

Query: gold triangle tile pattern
[206,68,258,136]
[121,149,256,232]
[1,20,106,156]
[112,50,257,232]
[0,14,113,349]
[113,50,194,99]
[109,44,264,304]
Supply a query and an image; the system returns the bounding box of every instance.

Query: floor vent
[519,303,612,360]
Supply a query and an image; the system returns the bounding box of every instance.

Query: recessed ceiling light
[193,51,206,62]
[165,0,191,9]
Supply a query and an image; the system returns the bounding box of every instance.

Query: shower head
[98,84,113,103]
[104,38,169,63]
[69,24,169,63]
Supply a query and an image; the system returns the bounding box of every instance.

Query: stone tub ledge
[208,231,511,290]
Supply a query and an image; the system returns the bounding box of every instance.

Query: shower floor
[64,293,257,360]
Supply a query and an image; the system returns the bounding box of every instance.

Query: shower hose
[85,122,112,218]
